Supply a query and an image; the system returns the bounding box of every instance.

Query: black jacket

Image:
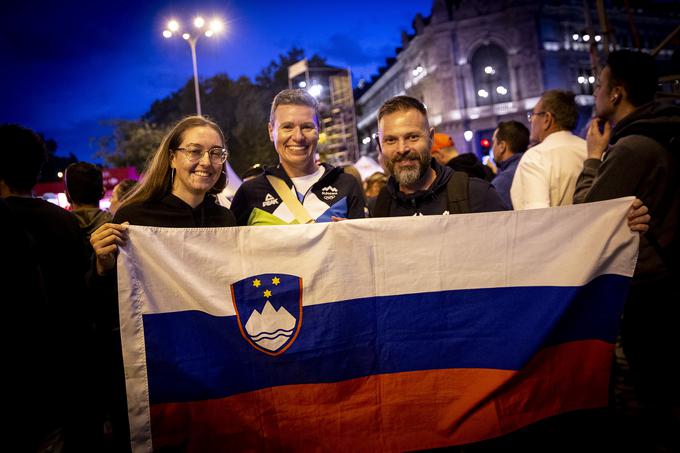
[575,100,680,280]
[114,193,235,227]
[375,159,508,217]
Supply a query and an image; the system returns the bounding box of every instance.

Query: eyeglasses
[527,111,547,121]
[174,146,228,164]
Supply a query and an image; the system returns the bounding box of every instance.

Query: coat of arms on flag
[230,273,302,355]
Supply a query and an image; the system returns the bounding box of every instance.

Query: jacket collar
[264,163,341,189]
[497,152,522,171]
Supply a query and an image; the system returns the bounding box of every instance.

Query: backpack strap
[372,186,393,218]
[266,175,315,224]
[446,171,470,214]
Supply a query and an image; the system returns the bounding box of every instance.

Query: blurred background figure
[365,171,388,199]
[490,121,529,209]
[109,178,137,215]
[431,132,494,181]
[364,171,388,216]
[0,124,100,450]
[65,162,112,244]
[343,164,364,188]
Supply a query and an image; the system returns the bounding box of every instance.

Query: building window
[470,44,511,107]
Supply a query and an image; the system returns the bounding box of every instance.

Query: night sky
[1,0,432,162]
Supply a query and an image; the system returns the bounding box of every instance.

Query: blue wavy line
[251,328,294,341]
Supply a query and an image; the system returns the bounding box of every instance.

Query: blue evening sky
[1,0,431,161]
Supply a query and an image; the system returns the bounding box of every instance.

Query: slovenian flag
[118,197,638,452]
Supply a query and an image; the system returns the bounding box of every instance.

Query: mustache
[392,151,421,162]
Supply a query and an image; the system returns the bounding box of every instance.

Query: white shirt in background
[510,130,587,210]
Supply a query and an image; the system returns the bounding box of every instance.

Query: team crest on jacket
[230,273,303,355]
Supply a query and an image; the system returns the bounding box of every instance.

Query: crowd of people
[1,49,677,451]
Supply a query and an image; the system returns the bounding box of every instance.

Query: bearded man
[370,95,507,217]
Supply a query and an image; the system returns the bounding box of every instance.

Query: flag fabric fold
[118,197,638,452]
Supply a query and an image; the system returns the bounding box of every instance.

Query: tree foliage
[96,120,169,173]
[99,47,326,176]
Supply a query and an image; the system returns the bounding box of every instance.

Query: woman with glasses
[91,115,235,273]
[88,115,235,451]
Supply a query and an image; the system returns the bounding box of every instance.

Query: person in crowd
[230,89,365,225]
[89,115,236,451]
[364,171,388,217]
[365,171,388,199]
[0,124,100,450]
[343,164,363,188]
[109,178,137,215]
[370,96,508,217]
[511,90,587,209]
[491,121,529,208]
[430,132,494,181]
[573,49,680,451]
[65,161,113,244]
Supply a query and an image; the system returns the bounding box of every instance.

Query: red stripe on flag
[149,340,613,451]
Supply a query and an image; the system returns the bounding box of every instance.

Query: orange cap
[431,133,454,152]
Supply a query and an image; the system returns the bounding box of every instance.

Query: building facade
[355,0,678,158]
[289,60,360,165]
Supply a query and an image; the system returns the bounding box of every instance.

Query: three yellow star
[272,277,281,286]
[252,279,261,288]
[263,289,272,298]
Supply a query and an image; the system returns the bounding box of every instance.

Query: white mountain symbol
[322,186,338,192]
[245,301,296,352]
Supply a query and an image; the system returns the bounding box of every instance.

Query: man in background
[574,50,680,451]
[511,90,587,209]
[65,161,112,244]
[491,121,529,208]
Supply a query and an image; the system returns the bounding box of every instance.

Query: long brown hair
[120,116,227,209]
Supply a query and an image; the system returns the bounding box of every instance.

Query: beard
[386,151,431,187]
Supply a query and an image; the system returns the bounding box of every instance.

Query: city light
[583,34,590,42]
[298,81,307,88]
[162,15,225,116]
[484,66,495,75]
[464,130,473,142]
[308,84,323,97]
[362,137,371,145]
[588,76,595,84]
[578,76,586,84]
[496,86,508,95]
[477,89,489,98]
[209,19,223,33]
[594,35,602,42]
[572,33,579,41]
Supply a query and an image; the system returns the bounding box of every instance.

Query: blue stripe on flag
[143,273,628,404]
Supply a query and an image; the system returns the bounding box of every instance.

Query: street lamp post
[163,17,224,116]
